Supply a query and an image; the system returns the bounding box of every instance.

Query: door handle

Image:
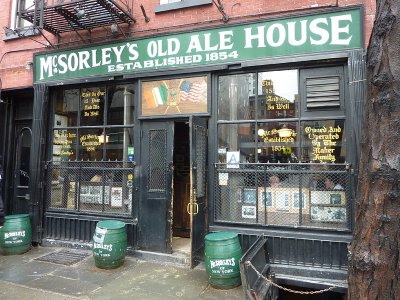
[193,203,199,215]
[187,203,199,215]
[17,194,30,200]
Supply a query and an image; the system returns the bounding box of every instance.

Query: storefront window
[80,87,105,126]
[105,127,134,161]
[215,66,349,230]
[257,122,298,163]
[107,85,134,125]
[54,89,78,127]
[52,129,77,161]
[49,84,135,216]
[300,120,346,163]
[257,70,298,119]
[141,76,208,116]
[218,73,256,121]
[78,128,103,161]
[218,123,256,163]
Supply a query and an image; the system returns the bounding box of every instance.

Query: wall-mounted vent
[306,76,340,109]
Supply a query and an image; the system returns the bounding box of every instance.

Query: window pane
[107,85,134,125]
[257,70,298,119]
[54,89,79,127]
[52,129,77,161]
[141,76,208,116]
[257,122,299,163]
[105,127,134,161]
[300,120,346,163]
[218,124,256,163]
[80,87,105,126]
[78,128,103,161]
[218,73,256,121]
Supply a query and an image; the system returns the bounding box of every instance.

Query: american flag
[180,80,206,103]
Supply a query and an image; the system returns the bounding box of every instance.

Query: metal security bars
[46,161,135,215]
[214,163,351,230]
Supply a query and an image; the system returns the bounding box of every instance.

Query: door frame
[12,124,33,215]
[138,117,208,265]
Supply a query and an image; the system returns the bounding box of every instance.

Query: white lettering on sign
[4,231,26,239]
[244,15,353,48]
[210,257,236,269]
[93,242,113,251]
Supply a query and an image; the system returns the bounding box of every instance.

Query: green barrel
[204,232,242,289]
[0,214,32,255]
[93,220,127,269]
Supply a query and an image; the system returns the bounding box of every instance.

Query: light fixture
[74,6,86,20]
[25,61,33,71]
[278,125,292,138]
[110,23,118,34]
[257,128,265,137]
[98,133,109,144]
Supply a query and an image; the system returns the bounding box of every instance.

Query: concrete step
[131,249,190,266]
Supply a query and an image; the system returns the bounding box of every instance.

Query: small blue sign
[128,155,134,161]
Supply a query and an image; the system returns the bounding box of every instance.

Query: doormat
[35,250,90,266]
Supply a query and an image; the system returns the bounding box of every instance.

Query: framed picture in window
[310,206,346,223]
[242,188,257,205]
[310,191,346,205]
[276,191,290,210]
[258,189,273,209]
[111,187,123,207]
[292,191,308,209]
[242,205,256,219]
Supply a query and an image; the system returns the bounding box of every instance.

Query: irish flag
[152,83,168,106]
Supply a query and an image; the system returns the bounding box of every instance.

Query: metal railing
[46,160,135,216]
[214,163,352,230]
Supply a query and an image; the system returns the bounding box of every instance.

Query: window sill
[155,0,212,13]
[3,27,40,41]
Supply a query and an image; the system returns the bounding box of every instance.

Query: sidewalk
[0,246,244,300]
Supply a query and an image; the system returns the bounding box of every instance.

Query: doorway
[12,123,32,215]
[172,122,190,255]
[139,117,208,268]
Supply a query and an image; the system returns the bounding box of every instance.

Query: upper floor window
[4,0,37,40]
[11,0,33,29]
[155,0,212,13]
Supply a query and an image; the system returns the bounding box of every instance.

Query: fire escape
[19,0,136,46]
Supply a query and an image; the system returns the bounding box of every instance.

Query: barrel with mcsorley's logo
[0,214,32,255]
[93,220,127,269]
[205,231,242,289]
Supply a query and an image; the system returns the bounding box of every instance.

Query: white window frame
[160,0,181,4]
[10,0,34,30]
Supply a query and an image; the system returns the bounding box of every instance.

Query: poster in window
[141,76,208,116]
[111,187,123,207]
[311,206,346,223]
[242,188,257,204]
[259,189,273,208]
[242,206,256,219]
[292,191,307,209]
[276,191,290,210]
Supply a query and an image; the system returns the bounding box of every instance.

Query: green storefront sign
[35,8,361,83]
